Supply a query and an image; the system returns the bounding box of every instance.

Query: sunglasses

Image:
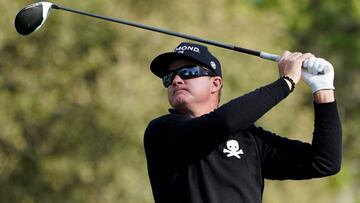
[162,65,216,87]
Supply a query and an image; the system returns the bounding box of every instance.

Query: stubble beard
[169,91,192,111]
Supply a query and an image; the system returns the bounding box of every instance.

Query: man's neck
[176,103,218,118]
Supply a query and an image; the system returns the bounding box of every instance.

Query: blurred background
[1,0,359,202]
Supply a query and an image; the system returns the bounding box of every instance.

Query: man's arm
[313,89,334,103]
[263,55,342,179]
[261,100,342,179]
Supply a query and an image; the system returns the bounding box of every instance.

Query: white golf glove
[302,57,335,93]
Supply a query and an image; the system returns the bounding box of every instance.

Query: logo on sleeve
[223,140,244,159]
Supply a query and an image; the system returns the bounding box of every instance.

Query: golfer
[144,42,342,203]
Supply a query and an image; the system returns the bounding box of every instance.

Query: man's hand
[278,51,314,90]
[302,56,335,93]
[302,56,335,103]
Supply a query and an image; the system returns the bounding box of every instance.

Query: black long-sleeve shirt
[144,78,342,203]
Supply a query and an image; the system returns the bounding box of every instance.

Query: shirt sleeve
[144,78,290,167]
[261,101,342,180]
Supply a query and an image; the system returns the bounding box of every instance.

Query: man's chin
[170,95,190,110]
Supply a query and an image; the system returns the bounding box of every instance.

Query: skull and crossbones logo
[223,140,243,159]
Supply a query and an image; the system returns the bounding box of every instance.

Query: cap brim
[150,52,208,78]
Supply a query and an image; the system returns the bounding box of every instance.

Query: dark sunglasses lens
[163,73,174,87]
[162,66,214,88]
[178,67,200,79]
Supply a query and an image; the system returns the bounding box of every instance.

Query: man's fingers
[303,57,333,75]
[303,58,310,68]
[323,61,333,74]
[303,56,316,73]
[302,52,314,59]
[312,58,322,73]
[288,52,303,60]
[281,51,314,63]
[297,53,314,73]
[316,64,325,74]
[316,59,327,74]
[279,50,291,61]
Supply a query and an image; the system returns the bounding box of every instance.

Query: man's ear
[211,76,223,93]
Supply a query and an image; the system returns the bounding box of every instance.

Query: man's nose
[171,74,184,85]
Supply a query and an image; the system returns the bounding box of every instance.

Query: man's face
[166,59,220,111]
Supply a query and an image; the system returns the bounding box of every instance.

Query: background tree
[0,0,358,202]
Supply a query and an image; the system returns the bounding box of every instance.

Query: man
[144,42,342,203]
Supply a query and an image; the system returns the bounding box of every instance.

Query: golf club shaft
[52,4,281,62]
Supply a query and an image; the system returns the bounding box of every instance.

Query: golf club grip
[259,52,281,62]
[259,53,325,74]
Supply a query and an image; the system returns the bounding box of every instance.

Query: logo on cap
[210,61,216,69]
[174,45,201,54]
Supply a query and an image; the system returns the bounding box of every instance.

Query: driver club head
[15,2,53,35]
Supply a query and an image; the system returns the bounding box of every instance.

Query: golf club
[15,1,281,62]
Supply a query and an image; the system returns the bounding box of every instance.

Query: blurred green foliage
[0,0,359,202]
